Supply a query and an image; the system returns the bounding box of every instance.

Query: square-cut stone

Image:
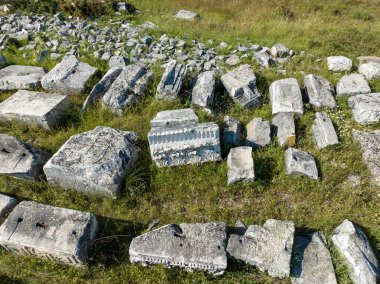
[0,90,70,130]
[227,146,254,184]
[0,65,46,90]
[150,109,199,128]
[0,194,17,223]
[272,113,296,147]
[348,93,380,125]
[43,126,140,198]
[0,201,98,266]
[245,117,271,148]
[285,148,318,180]
[336,74,371,97]
[223,116,241,146]
[312,112,339,149]
[303,74,336,109]
[270,78,304,116]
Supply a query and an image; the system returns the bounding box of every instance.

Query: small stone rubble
[303,74,336,109]
[245,117,271,148]
[0,194,17,223]
[312,112,339,149]
[0,201,98,266]
[285,148,318,180]
[0,65,46,90]
[156,60,186,100]
[348,93,380,125]
[270,78,303,116]
[227,147,254,184]
[272,113,296,147]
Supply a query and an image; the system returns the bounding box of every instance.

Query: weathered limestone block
[156,60,186,100]
[303,74,336,109]
[358,62,380,80]
[352,130,380,186]
[246,117,271,148]
[332,220,380,284]
[174,10,200,20]
[192,71,216,112]
[357,56,380,65]
[227,147,254,184]
[82,67,122,111]
[0,201,98,266]
[41,55,97,96]
[227,219,295,278]
[327,56,352,72]
[43,126,140,198]
[272,113,296,147]
[0,194,17,223]
[150,109,198,128]
[336,74,371,97]
[0,90,70,130]
[292,232,337,284]
[129,222,227,275]
[312,112,339,149]
[0,134,51,180]
[270,78,304,116]
[0,65,46,90]
[221,64,262,109]
[348,93,380,125]
[102,65,152,114]
[223,116,241,146]
[271,43,290,58]
[285,148,318,180]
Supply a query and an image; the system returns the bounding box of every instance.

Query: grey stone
[336,74,371,97]
[225,54,239,66]
[0,201,98,266]
[312,112,339,149]
[270,78,304,116]
[352,130,380,186]
[0,194,17,223]
[109,55,128,69]
[82,67,123,111]
[192,71,216,112]
[271,43,290,58]
[253,52,274,68]
[246,117,271,148]
[227,219,295,278]
[102,65,152,114]
[156,60,186,100]
[43,126,140,198]
[0,134,51,181]
[327,56,352,72]
[303,74,336,109]
[221,64,262,109]
[129,222,227,275]
[272,113,296,147]
[151,109,198,129]
[357,56,380,65]
[332,220,380,284]
[358,62,380,80]
[0,65,46,90]
[227,146,254,184]
[285,148,318,180]
[174,10,200,20]
[223,116,241,146]
[0,90,70,130]
[292,232,337,284]
[41,55,97,96]
[348,93,380,125]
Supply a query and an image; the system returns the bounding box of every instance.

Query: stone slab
[150,109,199,129]
[0,65,46,90]
[336,73,371,97]
[156,60,186,100]
[0,201,98,266]
[0,90,70,130]
[246,117,271,148]
[192,71,216,112]
[0,194,17,223]
[227,146,254,184]
[327,56,352,72]
[303,74,336,109]
[43,126,140,198]
[312,112,339,149]
[348,93,380,125]
[285,148,318,180]
[270,78,304,116]
[272,113,296,147]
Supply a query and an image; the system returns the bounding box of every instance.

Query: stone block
[270,78,304,116]
[358,62,380,80]
[156,60,186,100]
[150,109,199,129]
[357,56,380,65]
[285,148,318,180]
[246,117,271,148]
[312,112,339,149]
[272,113,296,147]
[348,93,380,125]
[327,56,352,72]
[174,10,200,20]
[0,65,46,90]
[223,116,241,146]
[271,43,290,58]
[303,74,336,109]
[0,90,70,130]
[336,73,371,97]
[227,147,254,184]
[0,194,17,223]
[192,71,216,113]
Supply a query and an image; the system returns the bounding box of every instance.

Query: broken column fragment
[246,117,271,148]
[221,64,262,109]
[336,73,371,97]
[0,194,17,223]
[348,93,380,125]
[129,222,227,275]
[332,220,380,284]
[0,134,51,181]
[156,60,186,100]
[272,113,296,147]
[270,78,304,116]
[227,146,254,184]
[227,219,295,278]
[285,148,318,180]
[147,109,221,167]
[102,65,152,114]
[0,201,98,266]
[312,112,339,149]
[41,55,97,96]
[192,71,216,113]
[303,74,336,109]
[0,65,46,91]
[43,126,140,198]
[223,116,242,147]
[0,90,70,130]
[292,232,337,284]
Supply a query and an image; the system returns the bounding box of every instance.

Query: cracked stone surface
[272,113,296,147]
[0,65,46,90]
[348,93,380,125]
[227,146,254,184]
[285,148,318,180]
[270,78,303,116]
[336,73,371,97]
[192,71,216,113]
[156,60,186,100]
[150,108,198,129]
[0,194,17,223]
[303,74,336,109]
[312,112,339,149]
[246,117,271,148]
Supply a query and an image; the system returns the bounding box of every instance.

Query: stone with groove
[348,93,380,125]
[156,60,186,100]
[303,74,336,109]
[285,148,318,180]
[0,65,46,90]
[312,112,339,149]
[227,146,254,184]
[270,78,303,116]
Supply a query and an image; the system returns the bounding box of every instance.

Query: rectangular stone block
[150,109,198,129]
[0,201,98,266]
[0,90,70,130]
[246,117,271,148]
[348,93,380,125]
[270,78,304,116]
[272,113,296,147]
[303,74,336,109]
[227,147,254,184]
[312,112,339,149]
[223,116,241,146]
[285,148,318,180]
[0,65,46,90]
[156,60,186,100]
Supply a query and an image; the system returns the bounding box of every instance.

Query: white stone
[272,113,296,147]
[192,71,216,112]
[0,65,46,90]
[0,194,17,223]
[269,78,304,116]
[327,56,352,72]
[223,116,241,146]
[156,60,186,100]
[312,112,339,149]
[348,93,380,125]
[246,117,271,148]
[227,147,254,184]
[303,74,336,109]
[174,10,200,20]
[336,73,371,97]
[271,43,290,58]
[358,62,380,80]
[285,148,318,180]
[357,56,380,65]
[150,109,198,129]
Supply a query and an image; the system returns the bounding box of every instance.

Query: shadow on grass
[254,157,276,185]
[0,275,26,284]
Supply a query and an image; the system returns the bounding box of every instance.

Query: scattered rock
[223,116,242,146]
[358,62,380,80]
[357,56,380,65]
[312,112,339,149]
[253,52,274,68]
[0,201,98,266]
[225,54,239,66]
[192,71,216,113]
[246,117,271,148]
[227,147,254,184]
[0,90,70,130]
[0,65,46,90]
[332,220,380,284]
[292,232,337,284]
[348,93,380,125]
[0,194,17,223]
[43,126,140,198]
[303,74,336,109]
[150,109,198,128]
[129,222,227,275]
[272,113,296,147]
[227,219,295,278]
[271,43,290,58]
[109,55,128,69]
[336,73,371,97]
[156,60,186,100]
[285,148,318,180]
[327,56,352,72]
[174,10,200,20]
[270,78,304,116]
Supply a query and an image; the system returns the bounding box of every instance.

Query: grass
[0,1,380,283]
